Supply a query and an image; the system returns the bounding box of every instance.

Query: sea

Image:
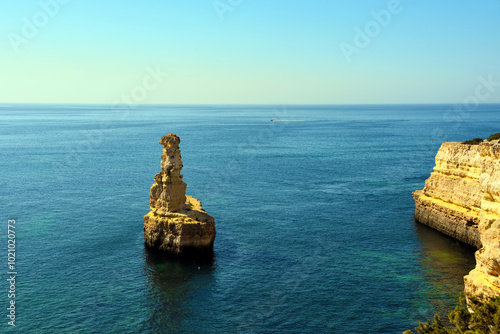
[1,104,499,333]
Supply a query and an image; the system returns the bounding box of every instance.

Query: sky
[0,0,499,104]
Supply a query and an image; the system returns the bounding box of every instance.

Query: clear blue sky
[1,0,499,104]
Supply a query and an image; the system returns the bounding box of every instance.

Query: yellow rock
[414,139,500,300]
[413,142,483,248]
[144,134,216,255]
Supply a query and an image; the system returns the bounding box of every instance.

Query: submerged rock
[144,133,216,255]
[413,138,500,301]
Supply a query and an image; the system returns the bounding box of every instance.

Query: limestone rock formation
[413,142,483,248]
[413,138,500,301]
[144,133,216,255]
[464,141,500,301]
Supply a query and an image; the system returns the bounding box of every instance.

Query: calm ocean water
[1,104,498,333]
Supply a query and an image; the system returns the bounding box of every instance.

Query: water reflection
[141,248,216,333]
[412,220,476,320]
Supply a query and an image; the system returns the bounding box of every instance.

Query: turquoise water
[1,104,498,333]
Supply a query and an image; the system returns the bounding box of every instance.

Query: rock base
[413,190,481,248]
[144,196,216,255]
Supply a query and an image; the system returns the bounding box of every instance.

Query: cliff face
[413,139,500,301]
[464,141,500,300]
[144,133,216,255]
[413,142,483,248]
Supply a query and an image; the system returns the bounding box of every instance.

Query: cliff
[144,133,216,255]
[413,138,500,301]
[413,142,483,248]
[464,140,500,301]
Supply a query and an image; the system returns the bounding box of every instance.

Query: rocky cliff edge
[413,138,500,301]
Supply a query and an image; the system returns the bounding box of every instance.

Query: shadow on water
[141,247,216,333]
[411,219,477,321]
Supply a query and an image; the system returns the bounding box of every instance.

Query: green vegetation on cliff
[405,295,500,334]
[487,133,500,142]
[462,138,484,145]
[462,132,500,145]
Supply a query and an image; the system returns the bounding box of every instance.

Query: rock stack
[144,133,216,256]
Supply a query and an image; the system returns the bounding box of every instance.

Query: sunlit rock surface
[144,133,216,255]
[413,142,483,248]
[414,139,500,300]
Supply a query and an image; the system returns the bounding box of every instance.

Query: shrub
[406,295,500,333]
[462,138,483,145]
[487,133,500,142]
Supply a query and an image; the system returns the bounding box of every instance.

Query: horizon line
[1,102,500,107]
